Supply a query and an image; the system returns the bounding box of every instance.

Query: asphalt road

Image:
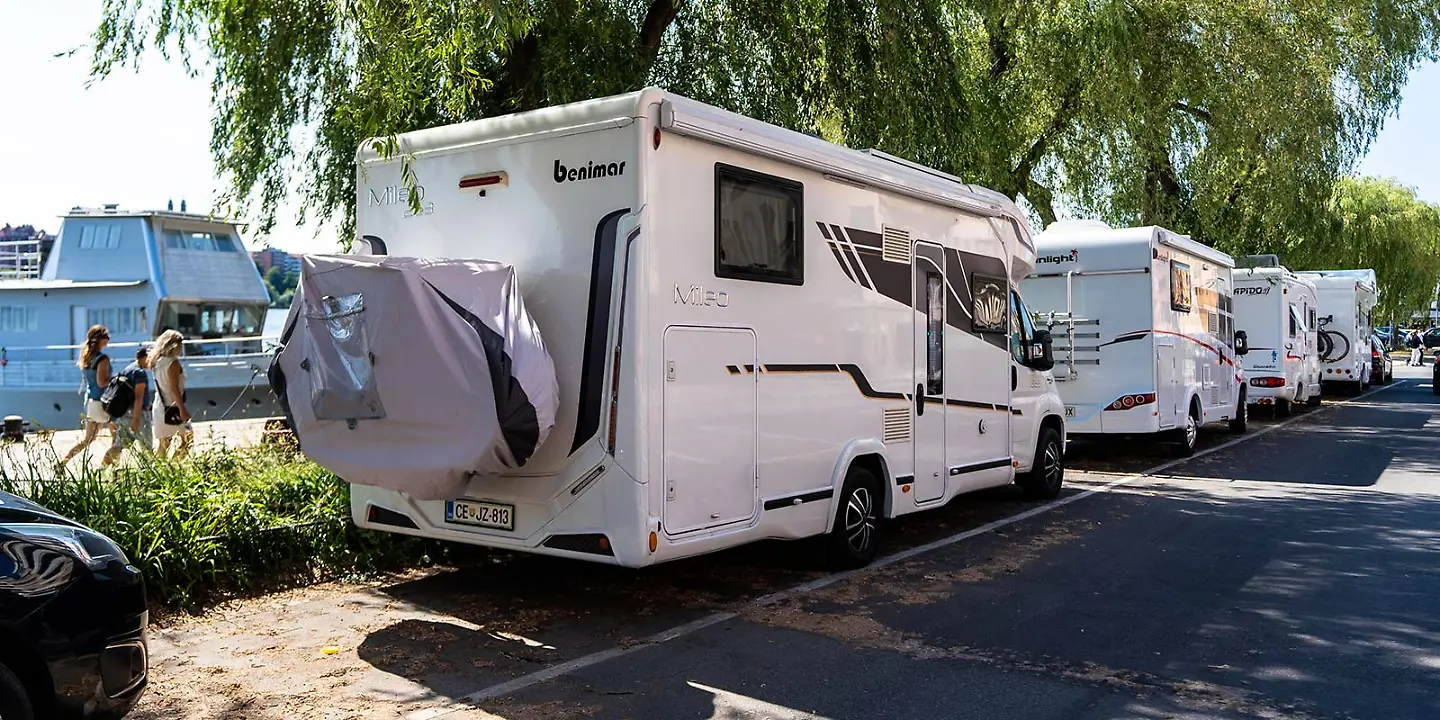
[135,365,1440,720]
[464,367,1440,720]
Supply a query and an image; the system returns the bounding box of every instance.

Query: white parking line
[406,379,1408,719]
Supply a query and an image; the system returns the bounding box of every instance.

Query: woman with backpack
[59,325,117,466]
[150,329,194,460]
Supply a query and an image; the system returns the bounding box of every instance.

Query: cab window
[1010,291,1037,364]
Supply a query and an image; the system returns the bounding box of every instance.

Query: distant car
[1370,335,1393,385]
[1375,325,1394,347]
[0,491,148,720]
[1423,327,1440,350]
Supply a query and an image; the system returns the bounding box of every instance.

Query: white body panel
[1020,222,1244,437]
[1297,270,1379,389]
[343,89,1067,567]
[1233,267,1320,406]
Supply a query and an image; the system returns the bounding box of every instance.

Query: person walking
[102,346,152,466]
[1407,329,1424,366]
[150,330,194,460]
[59,325,116,466]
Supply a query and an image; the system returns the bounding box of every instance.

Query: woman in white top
[150,329,194,460]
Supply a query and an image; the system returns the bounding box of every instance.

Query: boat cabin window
[163,230,238,253]
[87,307,148,336]
[0,306,39,333]
[158,301,265,339]
[78,224,122,250]
[714,163,804,286]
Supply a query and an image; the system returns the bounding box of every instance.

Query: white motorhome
[280,89,1070,569]
[1020,221,1248,456]
[1296,269,1379,393]
[1232,256,1321,414]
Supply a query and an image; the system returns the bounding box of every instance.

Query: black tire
[1276,397,1292,418]
[1017,426,1064,500]
[825,465,882,570]
[1307,385,1322,406]
[1229,392,1248,433]
[0,662,35,720]
[1168,402,1200,457]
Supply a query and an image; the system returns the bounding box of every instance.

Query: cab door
[1009,290,1047,467]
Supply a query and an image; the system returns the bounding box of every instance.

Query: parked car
[1422,327,1440,350]
[1374,325,1395,348]
[0,490,148,719]
[1370,335,1394,385]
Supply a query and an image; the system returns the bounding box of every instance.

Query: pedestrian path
[0,416,279,478]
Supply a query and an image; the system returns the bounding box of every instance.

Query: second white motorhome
[272,88,1070,569]
[1296,269,1379,393]
[1233,256,1321,414]
[1021,221,1249,456]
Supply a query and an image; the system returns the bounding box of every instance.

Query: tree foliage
[93,0,1440,280]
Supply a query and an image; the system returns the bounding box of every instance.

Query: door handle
[915,383,925,416]
[1011,366,1018,391]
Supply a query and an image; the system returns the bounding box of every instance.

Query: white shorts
[85,399,110,424]
[151,401,193,440]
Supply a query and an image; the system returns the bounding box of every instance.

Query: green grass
[0,437,437,611]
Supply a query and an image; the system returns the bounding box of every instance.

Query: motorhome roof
[1036,221,1234,268]
[1296,269,1378,292]
[357,88,1034,254]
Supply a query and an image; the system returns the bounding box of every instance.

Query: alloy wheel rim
[845,486,876,553]
[1043,441,1063,489]
[1186,414,1197,447]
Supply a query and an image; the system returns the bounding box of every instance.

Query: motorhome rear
[1020,221,1248,455]
[277,88,1069,568]
[1232,257,1321,413]
[1296,269,1379,393]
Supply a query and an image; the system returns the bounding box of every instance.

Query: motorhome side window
[971,273,1008,334]
[1169,260,1192,312]
[714,163,804,285]
[1289,304,1300,337]
[925,272,943,395]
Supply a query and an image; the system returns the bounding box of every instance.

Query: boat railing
[0,240,45,280]
[0,335,280,389]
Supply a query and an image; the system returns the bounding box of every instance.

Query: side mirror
[1234,330,1250,356]
[1029,329,1056,371]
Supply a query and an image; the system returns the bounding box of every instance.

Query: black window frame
[971,272,1009,335]
[1170,259,1193,313]
[713,162,805,286]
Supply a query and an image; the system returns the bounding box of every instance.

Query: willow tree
[1278,177,1440,323]
[91,0,1440,248]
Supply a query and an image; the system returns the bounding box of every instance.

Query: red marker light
[459,171,509,190]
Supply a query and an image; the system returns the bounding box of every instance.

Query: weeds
[0,437,436,611]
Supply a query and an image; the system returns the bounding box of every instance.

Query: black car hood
[0,490,78,527]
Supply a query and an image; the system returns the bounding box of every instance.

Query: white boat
[0,204,279,431]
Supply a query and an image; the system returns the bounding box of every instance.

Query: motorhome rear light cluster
[1249,377,1286,388]
[1105,393,1156,411]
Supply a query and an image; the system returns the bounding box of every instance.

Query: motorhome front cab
[327,89,1069,568]
[1020,221,1248,456]
[1296,269,1379,393]
[1232,258,1321,413]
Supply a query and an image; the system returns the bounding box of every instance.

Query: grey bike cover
[273,254,560,501]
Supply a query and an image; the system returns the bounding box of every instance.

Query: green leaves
[90,0,1440,301]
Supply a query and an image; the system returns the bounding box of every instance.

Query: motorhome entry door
[662,326,759,535]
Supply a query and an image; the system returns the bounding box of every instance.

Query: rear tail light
[1105,393,1157,411]
[1249,377,1286,388]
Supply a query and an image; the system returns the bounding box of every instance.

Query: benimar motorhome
[1020,221,1249,456]
[1233,256,1321,414]
[270,88,1069,569]
[1296,269,1379,393]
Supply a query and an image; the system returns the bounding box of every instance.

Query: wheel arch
[0,624,53,718]
[826,439,894,521]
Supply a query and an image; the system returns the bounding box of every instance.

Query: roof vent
[102,203,118,213]
[882,225,912,263]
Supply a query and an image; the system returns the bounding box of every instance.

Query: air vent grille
[882,226,911,263]
[882,407,912,444]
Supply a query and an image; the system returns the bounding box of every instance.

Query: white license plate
[445,499,515,531]
[1064,405,1077,418]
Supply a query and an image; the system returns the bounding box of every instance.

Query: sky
[2,2,1439,254]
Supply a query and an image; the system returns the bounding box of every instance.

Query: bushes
[0,441,434,611]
